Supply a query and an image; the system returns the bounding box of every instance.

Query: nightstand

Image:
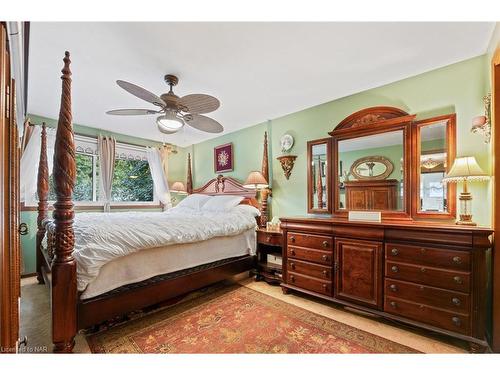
[254,228,283,284]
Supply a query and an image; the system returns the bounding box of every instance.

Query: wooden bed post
[186,153,193,194]
[36,123,49,284]
[51,51,77,353]
[259,131,271,227]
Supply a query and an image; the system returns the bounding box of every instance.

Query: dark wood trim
[492,45,500,352]
[21,272,37,279]
[307,138,332,214]
[411,113,457,221]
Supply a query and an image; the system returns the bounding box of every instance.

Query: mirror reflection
[419,121,447,212]
[338,130,404,211]
[311,143,327,210]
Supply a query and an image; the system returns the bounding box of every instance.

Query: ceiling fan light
[156,114,184,134]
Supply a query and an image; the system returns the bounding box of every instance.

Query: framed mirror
[330,106,414,219]
[307,138,332,213]
[412,114,456,220]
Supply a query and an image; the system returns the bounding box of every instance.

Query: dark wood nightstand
[254,228,283,284]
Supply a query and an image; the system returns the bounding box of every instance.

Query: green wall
[190,55,492,225]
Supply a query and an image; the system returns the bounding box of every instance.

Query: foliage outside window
[112,159,154,202]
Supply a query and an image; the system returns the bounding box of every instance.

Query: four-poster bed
[35,52,260,353]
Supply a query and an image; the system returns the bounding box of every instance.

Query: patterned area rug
[86,284,418,353]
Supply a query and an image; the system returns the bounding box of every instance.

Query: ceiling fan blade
[184,114,224,133]
[106,109,160,115]
[116,80,166,107]
[179,94,220,114]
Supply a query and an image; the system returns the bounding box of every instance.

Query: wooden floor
[20,274,468,353]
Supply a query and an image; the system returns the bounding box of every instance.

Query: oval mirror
[350,156,393,180]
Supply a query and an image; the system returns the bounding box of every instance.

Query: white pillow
[231,204,261,217]
[175,194,212,210]
[201,195,244,212]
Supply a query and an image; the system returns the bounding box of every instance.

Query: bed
[35,52,260,353]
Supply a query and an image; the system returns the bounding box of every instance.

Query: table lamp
[243,171,269,227]
[442,156,489,226]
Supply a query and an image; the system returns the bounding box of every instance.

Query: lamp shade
[170,181,187,193]
[243,171,268,189]
[442,156,489,183]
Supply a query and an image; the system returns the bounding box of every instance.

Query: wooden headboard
[193,174,259,208]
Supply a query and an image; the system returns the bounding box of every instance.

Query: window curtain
[159,145,169,184]
[146,147,172,209]
[20,124,56,204]
[98,135,116,212]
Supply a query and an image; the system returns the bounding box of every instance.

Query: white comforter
[73,207,258,291]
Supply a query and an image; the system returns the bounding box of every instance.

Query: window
[46,135,157,206]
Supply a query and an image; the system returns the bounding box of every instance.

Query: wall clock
[280,134,294,153]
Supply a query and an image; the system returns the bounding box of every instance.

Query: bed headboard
[193,175,259,208]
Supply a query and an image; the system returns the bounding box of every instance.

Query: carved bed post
[259,131,271,227]
[36,123,49,284]
[186,153,193,194]
[51,51,77,353]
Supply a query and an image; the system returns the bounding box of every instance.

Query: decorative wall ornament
[349,155,393,180]
[280,134,294,153]
[277,155,297,180]
[471,93,491,144]
[214,143,233,173]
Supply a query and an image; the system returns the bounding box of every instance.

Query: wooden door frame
[492,46,500,353]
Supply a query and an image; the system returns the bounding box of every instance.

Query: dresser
[344,179,399,210]
[280,217,493,351]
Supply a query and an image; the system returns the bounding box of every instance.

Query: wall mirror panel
[412,114,456,220]
[307,138,332,213]
[338,130,404,211]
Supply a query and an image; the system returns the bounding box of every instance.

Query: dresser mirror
[330,106,414,220]
[412,114,456,220]
[307,138,332,213]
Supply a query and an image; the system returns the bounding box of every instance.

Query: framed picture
[214,143,234,173]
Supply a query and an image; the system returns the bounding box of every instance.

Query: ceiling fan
[106,74,223,134]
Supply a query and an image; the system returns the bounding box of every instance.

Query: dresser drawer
[385,296,470,335]
[287,259,332,280]
[386,261,470,293]
[385,278,470,314]
[385,243,470,271]
[257,230,283,247]
[287,232,333,250]
[287,246,333,265]
[287,272,332,296]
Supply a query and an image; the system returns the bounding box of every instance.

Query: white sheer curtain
[20,125,56,204]
[146,147,172,209]
[98,135,116,212]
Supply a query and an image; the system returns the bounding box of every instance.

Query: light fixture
[157,110,184,134]
[421,158,440,169]
[170,181,187,194]
[442,156,489,226]
[243,171,268,189]
[471,93,491,144]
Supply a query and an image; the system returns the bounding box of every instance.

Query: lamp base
[456,220,477,226]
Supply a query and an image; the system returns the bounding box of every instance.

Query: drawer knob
[452,297,461,306]
[322,241,329,248]
[322,255,329,261]
[266,236,271,242]
[420,247,426,254]
[391,265,399,273]
[390,301,397,308]
[452,317,461,326]
[290,263,295,270]
[420,267,426,273]
[389,284,397,292]
[391,248,399,256]
[290,275,295,282]
[453,276,463,285]
[290,236,296,243]
[322,270,328,276]
[290,249,295,256]
[322,284,327,290]
[452,256,462,264]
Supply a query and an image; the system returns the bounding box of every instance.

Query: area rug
[86,284,418,353]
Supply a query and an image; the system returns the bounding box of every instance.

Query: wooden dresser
[280,217,493,351]
[344,179,399,210]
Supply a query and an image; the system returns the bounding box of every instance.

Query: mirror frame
[411,114,456,220]
[349,155,394,180]
[329,106,415,220]
[307,137,332,214]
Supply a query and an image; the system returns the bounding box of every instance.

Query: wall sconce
[471,93,491,144]
[277,155,297,180]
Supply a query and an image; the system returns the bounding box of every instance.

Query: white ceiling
[28,22,495,147]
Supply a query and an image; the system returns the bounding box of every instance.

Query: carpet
[86,284,418,353]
